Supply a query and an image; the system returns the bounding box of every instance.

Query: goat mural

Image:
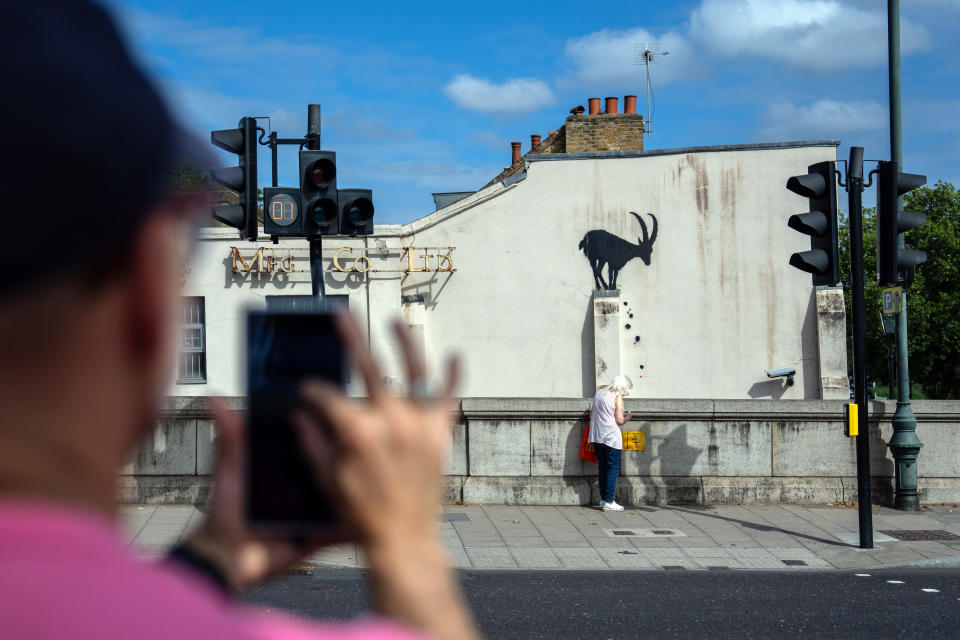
[578,212,658,290]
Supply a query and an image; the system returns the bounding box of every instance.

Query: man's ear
[122,210,186,371]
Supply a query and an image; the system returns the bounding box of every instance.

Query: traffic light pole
[888,0,921,511]
[847,147,873,548]
[306,104,326,306]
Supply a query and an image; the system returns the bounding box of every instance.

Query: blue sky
[106,0,960,223]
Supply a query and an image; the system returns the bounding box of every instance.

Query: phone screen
[246,310,346,533]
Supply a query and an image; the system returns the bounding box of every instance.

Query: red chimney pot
[605,97,618,114]
[624,95,637,114]
[530,134,541,149]
[587,97,601,115]
[511,141,522,164]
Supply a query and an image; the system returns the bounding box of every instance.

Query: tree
[166,162,265,226]
[839,180,960,398]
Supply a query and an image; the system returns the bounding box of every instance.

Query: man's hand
[180,400,329,593]
[294,315,481,640]
[295,316,457,550]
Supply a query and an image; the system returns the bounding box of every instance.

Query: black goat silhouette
[578,212,658,290]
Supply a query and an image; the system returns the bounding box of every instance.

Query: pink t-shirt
[0,500,425,640]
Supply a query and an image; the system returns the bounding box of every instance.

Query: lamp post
[887,0,922,510]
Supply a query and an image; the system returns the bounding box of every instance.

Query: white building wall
[173,142,845,400]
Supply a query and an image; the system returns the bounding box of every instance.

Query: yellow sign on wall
[847,403,859,437]
[623,431,645,451]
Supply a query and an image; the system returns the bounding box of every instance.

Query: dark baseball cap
[0,0,211,295]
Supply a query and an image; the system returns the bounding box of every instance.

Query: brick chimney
[563,96,644,153]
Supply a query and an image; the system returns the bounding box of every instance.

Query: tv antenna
[633,43,669,135]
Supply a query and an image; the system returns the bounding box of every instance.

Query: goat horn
[630,211,649,243]
[647,213,658,245]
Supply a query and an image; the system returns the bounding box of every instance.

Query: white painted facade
[175,141,847,400]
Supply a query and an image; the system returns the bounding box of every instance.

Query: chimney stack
[587,97,601,115]
[605,97,618,114]
[530,134,541,149]
[511,141,522,165]
[624,95,637,114]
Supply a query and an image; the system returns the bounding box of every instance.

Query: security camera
[765,366,796,386]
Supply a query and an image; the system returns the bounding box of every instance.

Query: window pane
[178,297,206,383]
[182,327,202,349]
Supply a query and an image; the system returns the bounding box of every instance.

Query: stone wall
[564,114,645,153]
[122,396,960,507]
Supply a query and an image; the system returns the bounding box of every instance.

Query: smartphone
[245,309,347,534]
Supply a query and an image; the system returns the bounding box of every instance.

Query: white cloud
[116,7,335,69]
[690,0,930,71]
[759,98,887,139]
[443,74,555,114]
[559,27,702,90]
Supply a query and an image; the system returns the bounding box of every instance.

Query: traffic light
[338,188,374,236]
[876,161,927,286]
[300,150,338,237]
[785,161,839,286]
[211,117,258,241]
[263,187,301,237]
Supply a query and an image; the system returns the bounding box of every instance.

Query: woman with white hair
[588,374,633,511]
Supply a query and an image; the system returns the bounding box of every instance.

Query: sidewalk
[121,503,960,572]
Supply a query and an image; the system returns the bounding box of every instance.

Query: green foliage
[839,180,960,398]
[167,161,216,192]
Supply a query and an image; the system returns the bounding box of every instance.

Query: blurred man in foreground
[0,2,479,639]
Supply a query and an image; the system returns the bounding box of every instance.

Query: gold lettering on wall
[232,247,298,274]
[420,248,435,271]
[229,246,455,275]
[333,247,354,272]
[232,247,264,273]
[406,248,426,272]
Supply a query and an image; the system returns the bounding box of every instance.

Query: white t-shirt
[588,389,622,449]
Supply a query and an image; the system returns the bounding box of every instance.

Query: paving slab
[509,548,562,569]
[594,547,655,569]
[465,547,517,569]
[552,547,609,569]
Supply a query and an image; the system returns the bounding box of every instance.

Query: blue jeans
[594,442,621,503]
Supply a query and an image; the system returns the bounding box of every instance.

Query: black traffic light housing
[300,150,339,237]
[263,187,301,236]
[211,116,258,241]
[785,161,840,286]
[338,188,375,236]
[876,160,927,286]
